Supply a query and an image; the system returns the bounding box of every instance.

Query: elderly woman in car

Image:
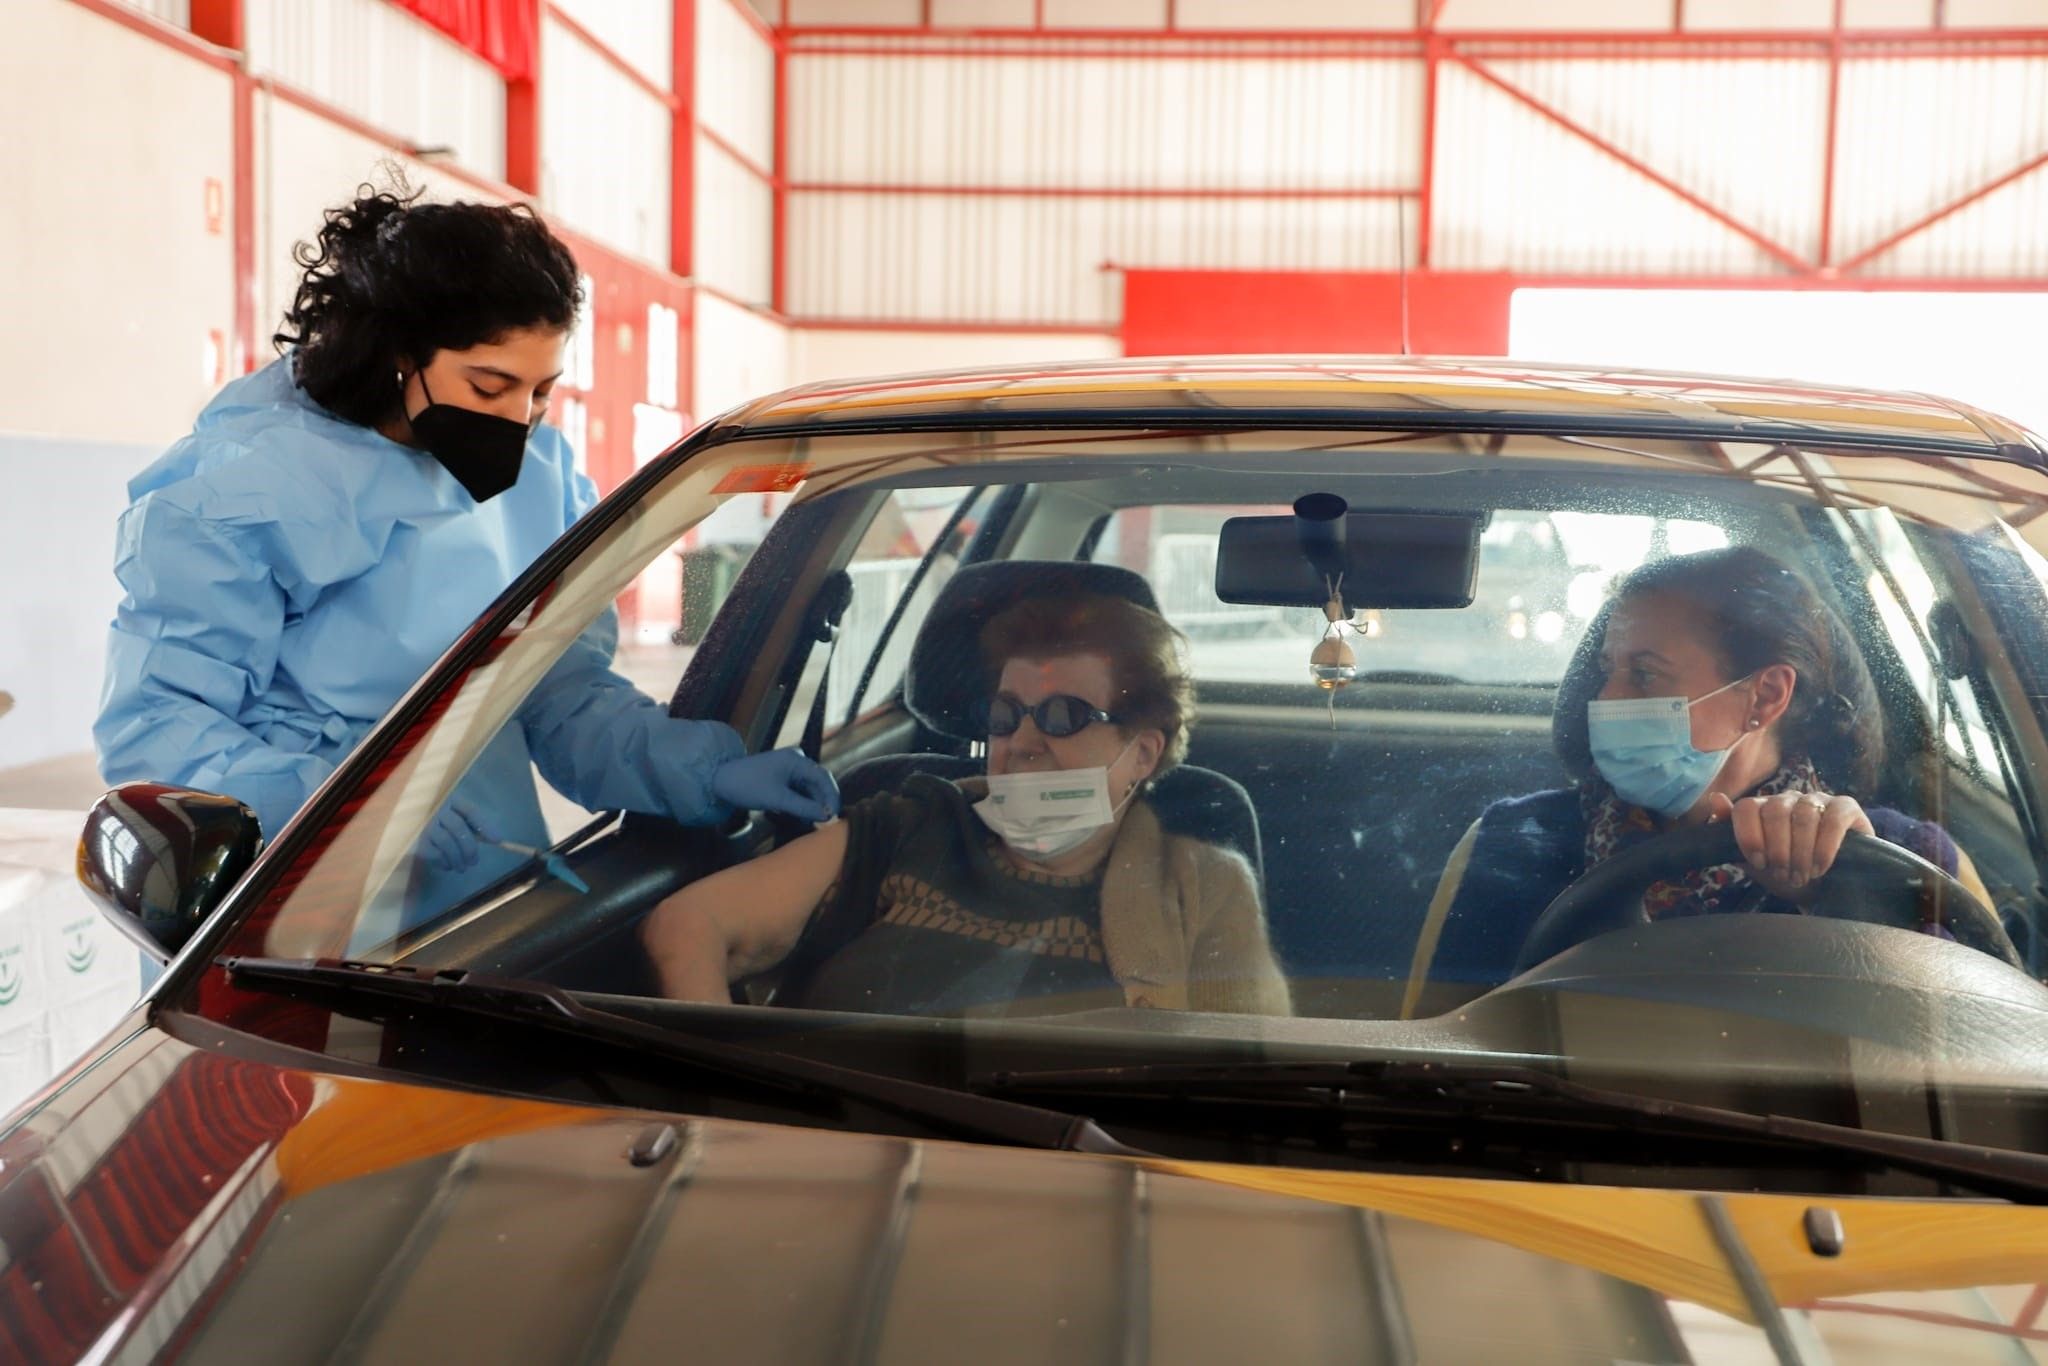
[642,592,1291,1017]
[1407,545,1998,1015]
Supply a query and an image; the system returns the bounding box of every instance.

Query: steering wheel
[1513,825,2023,974]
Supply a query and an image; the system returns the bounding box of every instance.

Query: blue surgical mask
[1587,675,1755,818]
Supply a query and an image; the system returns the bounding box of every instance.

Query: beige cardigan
[963,778,1293,1016]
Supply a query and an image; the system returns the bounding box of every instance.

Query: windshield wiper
[980,1058,2048,1204]
[221,956,1139,1157]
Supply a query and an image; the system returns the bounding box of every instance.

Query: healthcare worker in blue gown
[95,187,838,923]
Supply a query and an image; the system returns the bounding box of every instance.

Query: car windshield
[196,421,2048,1159]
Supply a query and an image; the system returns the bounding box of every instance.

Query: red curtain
[389,0,538,82]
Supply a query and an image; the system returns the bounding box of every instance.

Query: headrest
[904,560,1159,741]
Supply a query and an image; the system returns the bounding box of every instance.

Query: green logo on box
[65,933,97,975]
[0,963,19,1007]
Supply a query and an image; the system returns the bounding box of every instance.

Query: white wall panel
[1440,0,1669,29]
[1949,0,2048,24]
[1,0,234,443]
[1431,62,1778,273]
[542,16,673,266]
[694,291,791,418]
[1835,56,2048,272]
[1856,160,2048,277]
[929,0,1034,24]
[697,0,776,168]
[790,52,1421,188]
[790,191,1411,323]
[0,0,234,770]
[244,0,506,180]
[1683,0,1834,26]
[1042,0,1164,24]
[696,136,776,305]
[1842,0,1936,22]
[257,96,512,351]
[789,328,1119,384]
[120,0,190,26]
[1483,57,1829,265]
[1175,0,1410,29]
[788,0,920,23]
[554,0,673,88]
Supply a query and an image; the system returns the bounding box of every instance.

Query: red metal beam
[232,72,257,372]
[1417,34,1440,269]
[782,24,2048,46]
[544,3,681,110]
[785,181,1417,200]
[1455,55,1816,275]
[1817,0,1843,267]
[672,0,695,281]
[178,0,257,371]
[783,39,2048,60]
[772,31,790,314]
[1839,146,2048,275]
[505,77,540,192]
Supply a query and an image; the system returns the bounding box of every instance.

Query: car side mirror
[76,784,263,962]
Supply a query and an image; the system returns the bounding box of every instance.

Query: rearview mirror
[76,784,263,962]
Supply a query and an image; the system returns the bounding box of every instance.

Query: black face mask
[406,371,533,503]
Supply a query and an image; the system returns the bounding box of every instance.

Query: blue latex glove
[422,797,503,873]
[711,748,841,823]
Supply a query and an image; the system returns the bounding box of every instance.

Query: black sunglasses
[978,693,1117,739]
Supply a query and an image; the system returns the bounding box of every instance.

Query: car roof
[721,355,2045,463]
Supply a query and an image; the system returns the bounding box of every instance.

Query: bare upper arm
[669,819,852,978]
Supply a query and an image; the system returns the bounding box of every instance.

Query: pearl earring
[1746,718,1761,730]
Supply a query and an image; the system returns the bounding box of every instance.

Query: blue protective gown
[96,360,744,913]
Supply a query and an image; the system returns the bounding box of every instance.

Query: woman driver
[642,593,1291,1017]
[1406,546,1992,1014]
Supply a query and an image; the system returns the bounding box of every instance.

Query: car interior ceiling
[409,453,2048,1021]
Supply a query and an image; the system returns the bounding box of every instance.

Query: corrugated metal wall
[552,0,672,88]
[541,12,672,267]
[1836,54,2048,275]
[243,0,506,181]
[788,41,1421,324]
[786,33,2048,326]
[695,0,777,305]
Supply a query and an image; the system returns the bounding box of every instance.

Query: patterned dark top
[784,775,1123,1017]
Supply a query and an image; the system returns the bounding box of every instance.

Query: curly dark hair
[1553,546,1885,795]
[273,181,584,428]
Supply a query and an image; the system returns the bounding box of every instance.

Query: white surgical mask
[974,742,1138,861]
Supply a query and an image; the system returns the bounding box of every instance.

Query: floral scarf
[1580,757,1826,920]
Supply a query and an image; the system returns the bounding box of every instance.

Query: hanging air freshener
[1307,577,1357,729]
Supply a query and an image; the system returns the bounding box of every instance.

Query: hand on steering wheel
[1704,789,1874,901]
[1513,823,2022,974]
